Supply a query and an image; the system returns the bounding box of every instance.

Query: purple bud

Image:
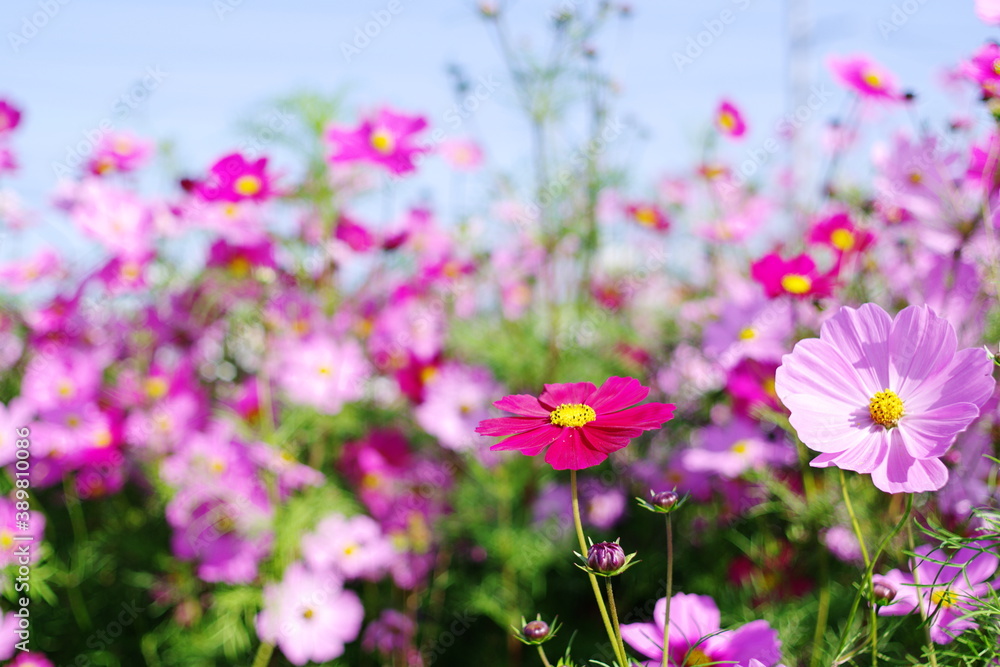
[872,581,896,604]
[523,620,550,641]
[587,542,626,573]
[652,490,678,510]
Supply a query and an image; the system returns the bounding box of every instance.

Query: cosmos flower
[476,376,675,470]
[681,418,796,479]
[975,0,1000,25]
[270,334,370,415]
[750,252,834,299]
[828,54,905,101]
[624,202,671,231]
[256,562,364,665]
[301,512,396,581]
[960,42,1000,98]
[775,304,996,493]
[807,212,874,257]
[715,99,747,138]
[0,100,22,135]
[439,138,484,171]
[620,592,782,667]
[874,540,998,643]
[326,107,429,175]
[86,131,154,175]
[414,362,500,451]
[195,152,275,203]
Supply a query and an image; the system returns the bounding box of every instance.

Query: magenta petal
[538,382,596,409]
[476,416,550,437]
[586,376,650,413]
[718,619,782,667]
[543,428,608,470]
[488,424,560,453]
[620,621,664,660]
[898,403,981,459]
[493,394,550,417]
[594,403,676,430]
[874,570,918,616]
[664,593,721,649]
[580,426,631,454]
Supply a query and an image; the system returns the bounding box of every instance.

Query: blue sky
[0,0,996,260]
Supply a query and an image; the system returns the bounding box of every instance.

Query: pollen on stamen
[869,389,904,428]
[549,403,597,428]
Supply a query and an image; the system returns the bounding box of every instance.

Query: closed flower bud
[522,620,550,641]
[652,490,678,510]
[588,542,626,573]
[872,581,896,604]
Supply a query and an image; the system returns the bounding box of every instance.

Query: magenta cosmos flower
[750,252,834,299]
[828,54,905,101]
[620,592,782,667]
[326,107,429,175]
[775,304,996,493]
[476,376,675,470]
[715,99,747,138]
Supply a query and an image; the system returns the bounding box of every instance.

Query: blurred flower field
[1,2,1000,666]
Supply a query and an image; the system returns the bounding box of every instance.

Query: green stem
[606,578,628,664]
[906,518,938,667]
[571,470,627,667]
[251,642,274,667]
[839,470,876,665]
[809,545,831,667]
[662,514,673,667]
[536,644,553,667]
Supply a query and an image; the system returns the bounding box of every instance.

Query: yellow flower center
[229,256,251,278]
[145,377,169,399]
[0,530,14,549]
[908,172,922,184]
[781,274,812,294]
[66,415,81,428]
[57,380,75,398]
[738,327,756,340]
[993,58,1000,75]
[370,128,395,154]
[634,207,658,227]
[233,174,262,197]
[863,70,882,88]
[121,261,142,281]
[549,403,597,428]
[317,365,332,376]
[830,228,855,251]
[869,389,904,428]
[685,648,714,666]
[302,608,314,619]
[718,111,736,131]
[94,429,112,448]
[343,543,358,556]
[931,589,958,608]
[731,440,749,454]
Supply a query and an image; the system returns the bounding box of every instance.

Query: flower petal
[493,394,550,417]
[898,403,982,459]
[870,430,948,493]
[538,382,596,409]
[543,428,608,470]
[620,621,664,660]
[904,347,996,414]
[889,305,958,397]
[487,424,560,454]
[592,402,676,430]
[818,304,892,396]
[476,416,549,437]
[586,376,650,413]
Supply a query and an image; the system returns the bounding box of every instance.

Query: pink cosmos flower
[0,496,45,567]
[682,418,796,479]
[439,138,484,171]
[256,562,364,665]
[960,42,1000,98]
[775,304,996,493]
[0,100,22,135]
[86,131,154,175]
[326,107,429,175]
[414,362,500,451]
[9,653,55,667]
[302,512,396,581]
[195,152,274,203]
[715,99,747,138]
[624,202,671,231]
[751,252,834,299]
[362,609,416,656]
[807,212,874,257]
[874,541,998,643]
[975,0,1000,24]
[620,592,782,667]
[476,376,675,470]
[828,54,905,101]
[271,334,370,415]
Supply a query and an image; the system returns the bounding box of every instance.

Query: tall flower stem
[536,645,553,667]
[605,578,628,663]
[906,519,938,667]
[251,641,274,667]
[839,470,878,664]
[571,470,628,667]
[661,513,673,667]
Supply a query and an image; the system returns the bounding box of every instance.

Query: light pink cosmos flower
[301,512,396,581]
[9,653,55,667]
[874,541,998,643]
[256,562,364,666]
[0,249,64,293]
[86,131,154,175]
[326,107,429,176]
[715,99,747,138]
[66,179,154,254]
[414,362,500,451]
[439,138,484,171]
[775,304,996,493]
[0,496,45,567]
[975,0,1000,24]
[682,418,796,479]
[271,335,370,415]
[620,592,782,667]
[828,54,905,101]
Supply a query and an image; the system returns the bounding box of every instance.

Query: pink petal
[818,304,892,396]
[620,621,664,660]
[579,426,631,454]
[662,593,720,648]
[824,428,888,474]
[543,428,608,470]
[870,430,948,493]
[874,570,918,616]
[593,402,675,430]
[905,347,996,414]
[586,376,650,413]
[538,382,596,409]
[493,394,550,417]
[898,403,982,459]
[889,306,957,397]
[776,338,870,408]
[476,416,549,437]
[782,392,871,454]
[718,620,782,667]
[488,424,561,454]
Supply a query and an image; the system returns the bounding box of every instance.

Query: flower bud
[522,620,550,641]
[587,542,626,573]
[652,490,679,510]
[872,581,896,604]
